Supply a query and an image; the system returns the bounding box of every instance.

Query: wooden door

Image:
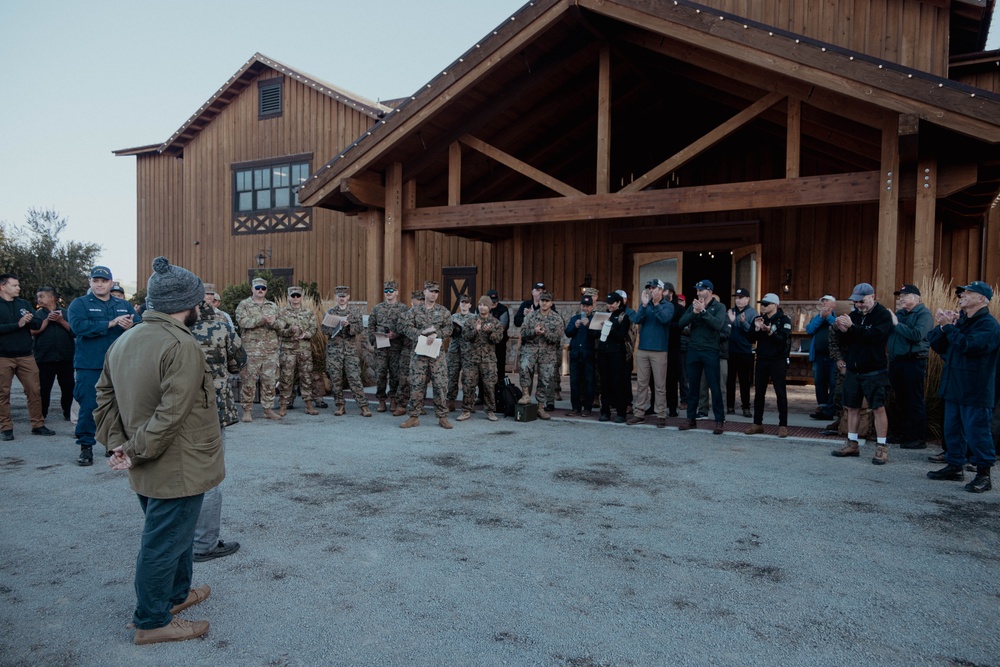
[731,245,761,301]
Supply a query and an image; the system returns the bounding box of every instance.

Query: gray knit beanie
[146,256,204,314]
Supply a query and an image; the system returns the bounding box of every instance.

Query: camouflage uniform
[447,310,476,403]
[394,291,423,415]
[402,300,452,418]
[235,296,282,411]
[520,307,565,405]
[368,290,409,409]
[322,302,370,412]
[276,303,318,406]
[461,312,504,413]
[190,302,247,426]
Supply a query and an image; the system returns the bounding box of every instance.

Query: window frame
[231,154,313,217]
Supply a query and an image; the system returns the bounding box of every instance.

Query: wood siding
[697,0,950,76]
[135,70,379,299]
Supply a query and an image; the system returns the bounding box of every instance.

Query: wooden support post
[986,203,1000,287]
[785,97,800,179]
[402,179,417,295]
[876,115,900,299]
[596,45,611,195]
[448,141,461,206]
[913,158,937,287]
[384,162,403,286]
[365,208,385,310]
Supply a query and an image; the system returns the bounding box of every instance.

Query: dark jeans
[568,352,595,411]
[495,341,507,388]
[753,358,788,426]
[812,355,837,415]
[727,351,754,411]
[598,347,628,418]
[37,360,74,420]
[888,357,927,442]
[73,368,101,446]
[686,348,724,422]
[134,493,204,630]
[666,349,682,412]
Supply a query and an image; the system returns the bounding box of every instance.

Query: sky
[0,1,997,287]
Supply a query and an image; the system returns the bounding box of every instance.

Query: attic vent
[258,79,283,119]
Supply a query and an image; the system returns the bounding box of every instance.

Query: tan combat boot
[360,406,373,417]
[400,416,419,428]
[438,417,453,429]
[277,403,287,417]
[456,411,472,422]
[517,394,531,405]
[241,405,252,423]
[304,401,318,415]
[392,406,408,417]
[537,407,551,420]
[263,408,282,421]
[447,400,455,412]
[377,399,387,413]
[389,397,398,413]
[334,404,346,416]
[486,411,498,422]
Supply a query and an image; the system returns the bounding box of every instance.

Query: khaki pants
[0,355,45,431]
[634,349,668,418]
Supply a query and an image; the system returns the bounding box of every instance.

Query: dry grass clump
[917,273,1000,441]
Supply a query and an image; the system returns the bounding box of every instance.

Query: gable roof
[299,0,1000,209]
[113,53,391,157]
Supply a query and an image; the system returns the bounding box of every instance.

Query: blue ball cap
[694,279,714,291]
[90,266,112,280]
[959,281,993,301]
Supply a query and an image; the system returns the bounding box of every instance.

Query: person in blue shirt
[626,279,675,428]
[806,295,838,420]
[67,266,140,466]
[564,295,598,417]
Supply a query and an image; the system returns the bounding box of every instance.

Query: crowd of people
[1,261,999,645]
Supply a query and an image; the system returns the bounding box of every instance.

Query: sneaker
[598,414,611,422]
[566,409,582,417]
[712,422,725,435]
[77,446,93,466]
[745,424,764,435]
[927,464,964,481]
[613,415,627,424]
[582,409,592,417]
[456,411,472,422]
[31,426,55,436]
[809,411,829,420]
[832,441,860,457]
[486,412,498,422]
[133,617,209,645]
[872,444,888,465]
[169,585,212,614]
[742,409,752,418]
[626,415,644,425]
[726,408,735,415]
[900,440,927,450]
[1,430,12,441]
[678,419,697,431]
[927,451,946,464]
[777,426,789,438]
[192,540,240,563]
[965,474,992,493]
[696,411,709,420]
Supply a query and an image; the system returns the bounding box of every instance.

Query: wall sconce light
[255,248,272,267]
[782,269,793,295]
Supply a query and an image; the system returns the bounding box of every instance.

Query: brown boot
[777,426,789,438]
[390,396,398,413]
[745,423,764,435]
[486,411,498,422]
[517,394,530,405]
[277,403,287,417]
[438,417,453,429]
[377,399,387,413]
[334,404,346,416]
[447,400,455,412]
[241,405,252,423]
[392,406,408,417]
[263,408,282,421]
[872,444,888,465]
[134,618,210,645]
[537,407,551,420]
[456,411,472,422]
[832,440,860,457]
[360,406,372,417]
[678,419,697,431]
[400,416,419,428]
[304,401,318,415]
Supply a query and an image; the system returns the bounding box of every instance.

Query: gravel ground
[1,379,997,667]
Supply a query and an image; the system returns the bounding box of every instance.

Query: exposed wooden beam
[914,158,937,285]
[596,45,611,195]
[403,171,879,230]
[364,208,385,310]
[402,179,417,296]
[985,203,1000,286]
[876,116,901,297]
[384,162,403,286]
[620,91,785,193]
[786,97,801,179]
[458,134,586,197]
[339,176,385,209]
[448,142,462,206]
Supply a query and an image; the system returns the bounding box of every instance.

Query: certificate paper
[415,335,442,358]
[375,332,392,349]
[588,312,610,330]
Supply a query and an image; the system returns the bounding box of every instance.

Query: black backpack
[496,377,523,417]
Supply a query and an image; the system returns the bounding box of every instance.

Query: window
[258,78,283,119]
[233,160,310,214]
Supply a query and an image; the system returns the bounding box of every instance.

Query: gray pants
[193,429,225,553]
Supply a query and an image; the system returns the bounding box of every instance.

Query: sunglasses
[289,294,302,298]
[384,289,395,293]
[254,286,267,291]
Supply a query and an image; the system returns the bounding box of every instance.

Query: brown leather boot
[777,426,789,438]
[334,404,346,416]
[400,416,419,428]
[678,419,697,431]
[872,444,888,465]
[263,408,282,421]
[745,423,764,435]
[241,405,252,423]
[377,399,387,413]
[360,406,373,417]
[832,440,860,457]
[304,401,318,415]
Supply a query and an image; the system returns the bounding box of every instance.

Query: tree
[0,208,102,306]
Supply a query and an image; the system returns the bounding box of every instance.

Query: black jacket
[748,308,792,362]
[839,303,893,374]
[0,298,44,358]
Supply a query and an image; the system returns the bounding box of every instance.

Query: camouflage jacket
[402,303,452,345]
[322,304,364,348]
[277,305,318,352]
[368,300,409,348]
[521,309,564,350]
[190,302,247,427]
[235,298,281,351]
[462,314,504,362]
[448,312,476,355]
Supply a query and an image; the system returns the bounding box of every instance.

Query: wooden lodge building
[118,0,1000,314]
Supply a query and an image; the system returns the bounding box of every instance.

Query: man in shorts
[831,282,894,465]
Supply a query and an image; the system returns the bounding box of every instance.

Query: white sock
[877,437,887,445]
[848,432,859,442]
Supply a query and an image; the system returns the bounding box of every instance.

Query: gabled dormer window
[258,78,283,119]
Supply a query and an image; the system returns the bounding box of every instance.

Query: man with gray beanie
[95,257,223,645]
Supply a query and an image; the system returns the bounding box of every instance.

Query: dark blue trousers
[568,352,595,411]
[134,493,204,630]
[73,368,101,446]
[888,357,927,442]
[686,348,724,422]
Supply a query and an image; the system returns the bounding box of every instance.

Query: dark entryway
[682,251,733,307]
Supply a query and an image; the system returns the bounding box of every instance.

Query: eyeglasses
[254,286,267,291]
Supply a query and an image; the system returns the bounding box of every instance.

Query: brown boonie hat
[424,280,440,291]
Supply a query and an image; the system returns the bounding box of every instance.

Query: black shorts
[842,370,890,410]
